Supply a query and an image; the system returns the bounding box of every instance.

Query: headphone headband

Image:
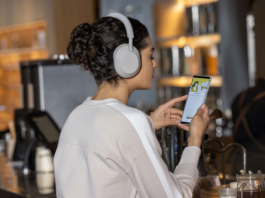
[107,13,134,51]
[107,13,134,38]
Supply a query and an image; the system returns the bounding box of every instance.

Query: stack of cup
[36,172,54,194]
[35,146,54,173]
[35,146,54,194]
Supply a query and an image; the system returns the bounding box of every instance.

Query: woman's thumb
[196,104,206,116]
[202,105,210,121]
[197,104,210,122]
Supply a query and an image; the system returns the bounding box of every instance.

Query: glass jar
[236,174,265,198]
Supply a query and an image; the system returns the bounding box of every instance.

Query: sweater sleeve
[174,146,201,197]
[127,146,201,198]
[106,102,200,198]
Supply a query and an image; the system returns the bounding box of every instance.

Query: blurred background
[0,0,265,197]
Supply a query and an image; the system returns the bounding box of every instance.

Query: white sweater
[54,97,201,198]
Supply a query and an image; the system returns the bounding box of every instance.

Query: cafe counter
[0,153,56,198]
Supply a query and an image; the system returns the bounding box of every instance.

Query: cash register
[22,111,60,174]
[26,111,60,151]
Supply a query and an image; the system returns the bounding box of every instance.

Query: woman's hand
[173,104,210,148]
[187,104,210,148]
[150,96,210,148]
[149,95,187,131]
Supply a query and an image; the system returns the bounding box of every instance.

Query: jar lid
[236,174,264,180]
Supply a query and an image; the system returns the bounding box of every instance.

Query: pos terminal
[23,111,60,174]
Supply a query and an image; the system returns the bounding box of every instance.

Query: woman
[54,14,209,198]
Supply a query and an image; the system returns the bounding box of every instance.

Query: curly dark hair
[67,16,149,86]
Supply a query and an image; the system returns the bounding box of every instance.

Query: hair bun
[67,23,100,70]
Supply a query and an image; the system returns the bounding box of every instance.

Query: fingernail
[201,104,206,109]
[176,120,179,125]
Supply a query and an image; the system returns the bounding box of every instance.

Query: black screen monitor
[26,111,60,150]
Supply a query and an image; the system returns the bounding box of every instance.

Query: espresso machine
[13,59,98,172]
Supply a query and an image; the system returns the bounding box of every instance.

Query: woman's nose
[153,60,157,68]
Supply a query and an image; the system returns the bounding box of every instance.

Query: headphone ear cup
[113,44,140,78]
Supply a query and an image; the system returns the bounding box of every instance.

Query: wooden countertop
[0,153,56,198]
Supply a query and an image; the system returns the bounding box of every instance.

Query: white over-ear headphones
[107,13,140,78]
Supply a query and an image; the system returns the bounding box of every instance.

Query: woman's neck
[91,81,133,105]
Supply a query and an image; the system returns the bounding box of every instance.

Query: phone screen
[181,75,211,125]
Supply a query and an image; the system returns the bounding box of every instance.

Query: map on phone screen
[181,76,211,124]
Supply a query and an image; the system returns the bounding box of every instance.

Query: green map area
[190,78,210,92]
[191,78,209,86]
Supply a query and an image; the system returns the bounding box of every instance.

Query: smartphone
[181,75,212,125]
